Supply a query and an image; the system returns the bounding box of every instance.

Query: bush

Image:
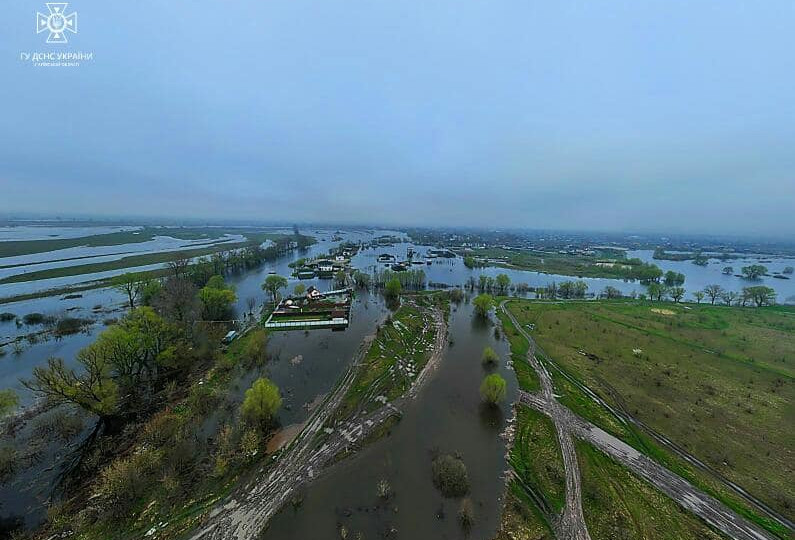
[22,313,46,325]
[431,453,470,497]
[0,313,16,322]
[0,446,18,481]
[54,317,91,336]
[243,329,268,366]
[481,347,499,367]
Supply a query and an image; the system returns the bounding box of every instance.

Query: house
[335,255,346,262]
[222,330,238,344]
[306,286,322,300]
[377,253,396,262]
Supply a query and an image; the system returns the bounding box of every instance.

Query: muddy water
[261,298,517,540]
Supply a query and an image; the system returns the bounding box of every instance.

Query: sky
[1,0,794,236]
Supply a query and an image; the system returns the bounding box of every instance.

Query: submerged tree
[495,273,511,295]
[241,377,282,430]
[480,373,507,405]
[385,277,402,299]
[481,346,499,367]
[431,453,470,498]
[741,265,768,280]
[472,294,494,318]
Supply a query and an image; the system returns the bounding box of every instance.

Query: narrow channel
[261,297,518,540]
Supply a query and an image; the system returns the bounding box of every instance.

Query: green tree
[262,275,288,305]
[742,286,776,307]
[334,270,347,289]
[692,291,705,304]
[480,373,507,405]
[669,286,686,303]
[200,276,237,320]
[111,272,149,310]
[495,274,511,294]
[385,277,402,299]
[663,271,685,287]
[472,294,494,318]
[722,266,734,275]
[741,265,768,280]
[241,377,282,429]
[293,283,306,296]
[646,282,663,301]
[23,356,119,421]
[481,347,499,367]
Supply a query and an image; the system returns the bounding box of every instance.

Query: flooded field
[0,224,792,534]
[262,299,517,540]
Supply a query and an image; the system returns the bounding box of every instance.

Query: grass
[576,439,728,540]
[509,406,566,514]
[496,308,540,392]
[334,300,438,421]
[493,485,555,540]
[505,299,795,533]
[464,246,658,280]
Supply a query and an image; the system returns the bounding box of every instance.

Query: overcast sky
[1,1,793,236]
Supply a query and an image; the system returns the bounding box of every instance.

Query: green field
[576,440,727,540]
[504,299,795,524]
[463,247,660,280]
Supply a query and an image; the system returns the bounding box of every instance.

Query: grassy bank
[576,439,728,540]
[504,299,794,534]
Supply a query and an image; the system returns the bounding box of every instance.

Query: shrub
[0,446,18,481]
[243,329,268,366]
[54,317,91,336]
[458,498,475,530]
[0,313,16,322]
[431,453,470,497]
[481,347,499,367]
[22,313,46,325]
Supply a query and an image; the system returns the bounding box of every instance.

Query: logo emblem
[36,3,77,43]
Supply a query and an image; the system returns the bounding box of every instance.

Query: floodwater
[262,298,517,540]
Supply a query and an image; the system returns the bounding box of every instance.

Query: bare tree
[703,284,724,305]
[168,258,190,279]
[246,296,257,315]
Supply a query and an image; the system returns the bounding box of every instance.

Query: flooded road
[262,298,517,540]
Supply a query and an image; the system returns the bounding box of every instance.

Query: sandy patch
[266,423,305,453]
[650,308,676,316]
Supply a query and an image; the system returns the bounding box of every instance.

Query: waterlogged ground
[262,299,517,540]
